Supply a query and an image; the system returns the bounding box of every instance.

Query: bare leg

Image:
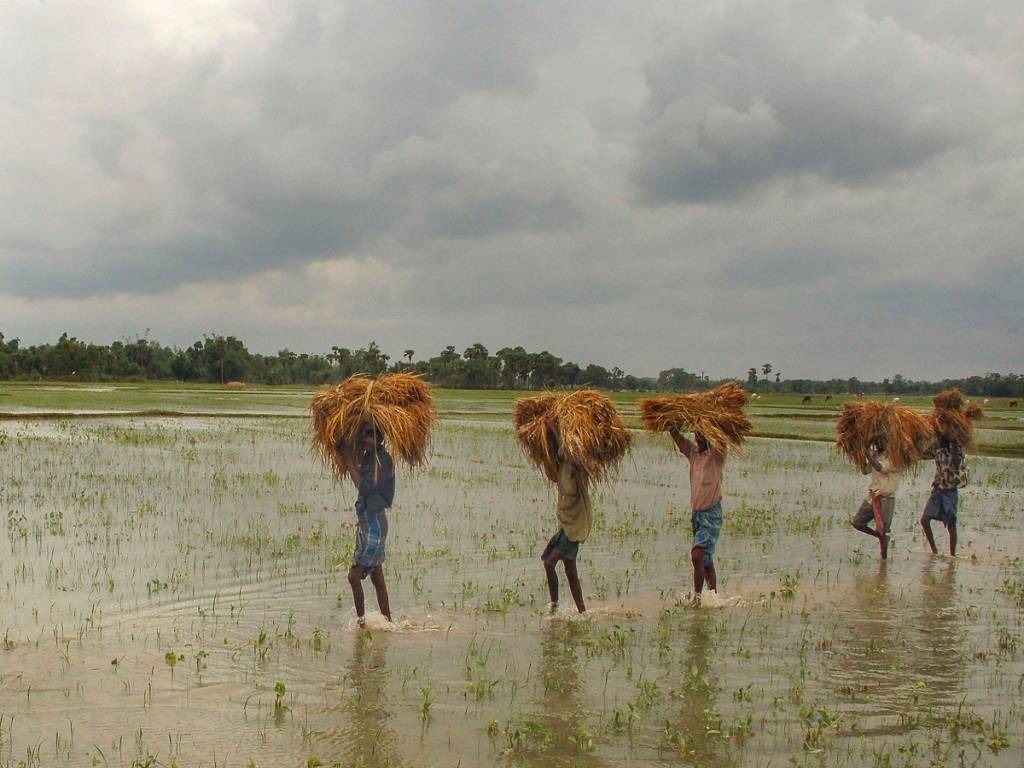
[691,547,707,594]
[946,521,957,557]
[852,521,880,538]
[920,515,938,554]
[348,566,366,625]
[853,520,887,558]
[704,563,717,592]
[543,549,560,610]
[872,497,889,560]
[369,566,392,622]
[563,559,586,613]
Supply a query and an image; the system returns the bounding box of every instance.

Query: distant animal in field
[824,395,833,403]
[983,398,990,405]
[1011,400,1019,407]
[892,397,901,402]
[801,395,811,404]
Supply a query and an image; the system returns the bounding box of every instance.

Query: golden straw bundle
[637,382,752,454]
[930,388,983,449]
[512,393,560,482]
[835,401,933,472]
[513,390,631,483]
[310,373,435,481]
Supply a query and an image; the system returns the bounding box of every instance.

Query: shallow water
[0,418,1021,766]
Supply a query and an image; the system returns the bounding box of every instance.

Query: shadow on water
[829,558,966,738]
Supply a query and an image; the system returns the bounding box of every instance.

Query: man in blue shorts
[669,428,725,607]
[541,417,591,614]
[340,423,395,627]
[920,437,966,556]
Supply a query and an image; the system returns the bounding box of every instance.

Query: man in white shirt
[851,442,900,560]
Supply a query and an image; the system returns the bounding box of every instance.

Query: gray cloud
[1,0,1022,379]
[632,3,1011,203]
[1,0,595,297]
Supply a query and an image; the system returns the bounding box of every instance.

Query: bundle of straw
[512,393,560,482]
[835,401,933,472]
[637,381,752,454]
[310,373,435,481]
[930,388,983,449]
[513,389,631,483]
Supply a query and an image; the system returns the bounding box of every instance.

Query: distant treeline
[0,332,1022,397]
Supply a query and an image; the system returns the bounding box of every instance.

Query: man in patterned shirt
[920,437,965,556]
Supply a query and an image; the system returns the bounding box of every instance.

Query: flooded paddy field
[1,411,1022,767]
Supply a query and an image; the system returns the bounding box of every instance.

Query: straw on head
[835,401,933,471]
[310,373,435,482]
[932,389,965,411]
[513,393,560,482]
[513,390,631,484]
[637,381,752,454]
[930,388,983,449]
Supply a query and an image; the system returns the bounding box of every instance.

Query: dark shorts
[542,529,580,562]
[852,496,895,530]
[923,487,958,526]
[691,502,723,567]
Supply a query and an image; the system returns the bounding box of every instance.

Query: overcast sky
[2,0,1022,380]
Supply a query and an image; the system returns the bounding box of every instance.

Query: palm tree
[404,349,415,363]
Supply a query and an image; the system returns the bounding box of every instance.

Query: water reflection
[909,559,966,707]
[338,633,405,768]
[667,612,740,766]
[508,620,606,767]
[829,559,966,737]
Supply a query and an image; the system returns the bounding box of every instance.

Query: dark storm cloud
[0,0,590,297]
[1,0,1022,379]
[631,4,1009,203]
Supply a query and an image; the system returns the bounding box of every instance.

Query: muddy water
[0,418,1021,766]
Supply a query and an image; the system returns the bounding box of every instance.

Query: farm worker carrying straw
[541,414,591,614]
[669,428,726,607]
[337,424,395,626]
[513,389,631,616]
[639,382,752,608]
[850,441,899,560]
[310,373,434,628]
[921,389,982,557]
[836,400,932,561]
